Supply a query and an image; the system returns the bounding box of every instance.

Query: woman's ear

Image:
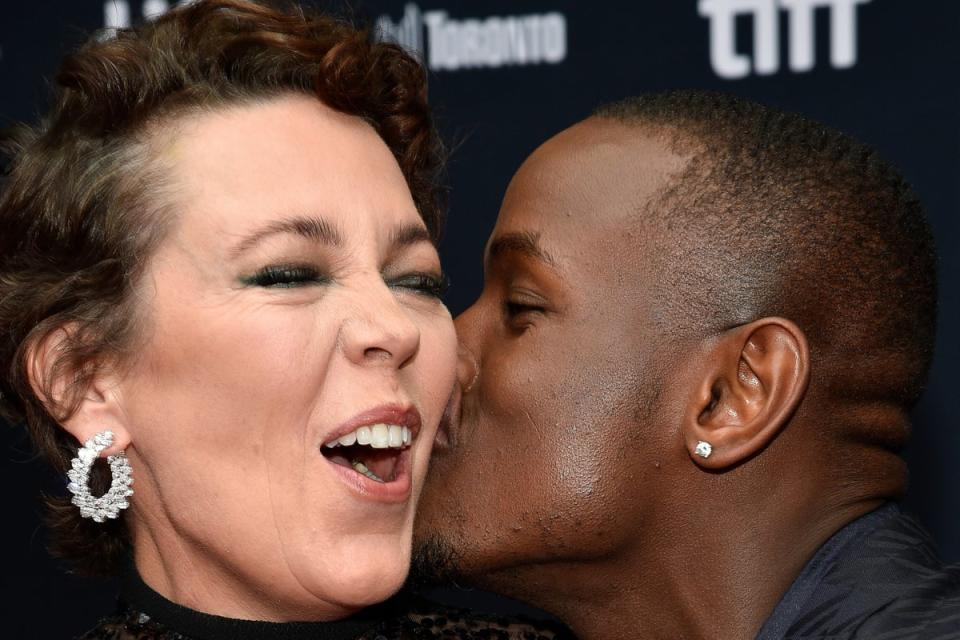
[682,317,810,470]
[26,325,131,457]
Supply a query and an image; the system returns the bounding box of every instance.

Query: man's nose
[456,342,479,393]
[341,286,421,369]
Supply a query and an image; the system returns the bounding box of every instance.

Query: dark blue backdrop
[2,1,957,637]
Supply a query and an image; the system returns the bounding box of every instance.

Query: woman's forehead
[158,96,418,247]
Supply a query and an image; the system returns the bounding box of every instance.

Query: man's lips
[434,385,462,451]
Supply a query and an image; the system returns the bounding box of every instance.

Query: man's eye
[505,301,539,317]
[388,272,450,299]
[503,300,546,330]
[242,265,326,288]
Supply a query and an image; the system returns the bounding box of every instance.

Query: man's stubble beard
[407,532,465,590]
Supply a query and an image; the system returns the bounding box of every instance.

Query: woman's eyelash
[389,272,450,299]
[242,265,326,288]
[242,267,447,297]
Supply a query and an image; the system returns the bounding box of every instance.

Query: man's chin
[407,533,464,590]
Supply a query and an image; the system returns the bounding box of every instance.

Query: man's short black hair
[593,91,937,425]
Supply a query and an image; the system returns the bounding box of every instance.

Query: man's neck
[480,499,885,640]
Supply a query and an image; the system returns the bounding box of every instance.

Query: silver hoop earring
[694,440,713,459]
[67,430,133,523]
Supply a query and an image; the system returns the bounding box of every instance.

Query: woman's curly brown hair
[0,0,445,576]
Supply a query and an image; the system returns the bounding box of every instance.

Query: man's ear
[27,325,131,457]
[682,317,810,470]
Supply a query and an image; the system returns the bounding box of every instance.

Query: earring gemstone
[694,440,713,459]
[66,430,134,523]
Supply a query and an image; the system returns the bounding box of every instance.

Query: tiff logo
[699,0,872,79]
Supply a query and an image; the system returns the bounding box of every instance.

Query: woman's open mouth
[321,424,412,483]
[319,405,421,502]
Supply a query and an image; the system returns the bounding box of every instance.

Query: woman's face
[113,95,457,619]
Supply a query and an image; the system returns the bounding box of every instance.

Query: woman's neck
[119,563,392,640]
[131,519,355,623]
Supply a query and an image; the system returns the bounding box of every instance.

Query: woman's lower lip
[324,449,413,503]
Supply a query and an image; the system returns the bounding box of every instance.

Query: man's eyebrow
[231,215,343,257]
[487,231,558,268]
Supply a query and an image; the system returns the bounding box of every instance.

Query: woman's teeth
[351,460,383,482]
[323,424,412,449]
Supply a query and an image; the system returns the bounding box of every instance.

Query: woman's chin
[291,544,411,612]
[323,568,407,611]
[337,572,407,609]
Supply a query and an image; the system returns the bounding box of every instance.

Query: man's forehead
[500,119,688,232]
[493,119,687,264]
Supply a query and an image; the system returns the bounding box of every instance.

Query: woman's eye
[242,265,326,289]
[388,272,449,300]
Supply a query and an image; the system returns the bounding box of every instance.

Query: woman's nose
[340,287,421,369]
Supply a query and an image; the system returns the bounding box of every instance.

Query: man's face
[415,119,690,585]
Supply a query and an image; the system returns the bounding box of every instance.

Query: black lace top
[77,568,572,640]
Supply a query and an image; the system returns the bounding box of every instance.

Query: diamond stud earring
[694,440,713,459]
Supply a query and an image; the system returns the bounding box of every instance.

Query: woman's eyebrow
[389,223,432,248]
[230,215,343,257]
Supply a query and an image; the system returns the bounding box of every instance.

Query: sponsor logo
[102,2,566,72]
[376,3,567,71]
[698,0,872,79]
[103,0,195,30]
[103,2,568,73]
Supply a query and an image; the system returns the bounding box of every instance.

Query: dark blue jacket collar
[756,502,960,639]
[756,503,902,639]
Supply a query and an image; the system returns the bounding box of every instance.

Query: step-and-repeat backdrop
[2,1,957,636]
